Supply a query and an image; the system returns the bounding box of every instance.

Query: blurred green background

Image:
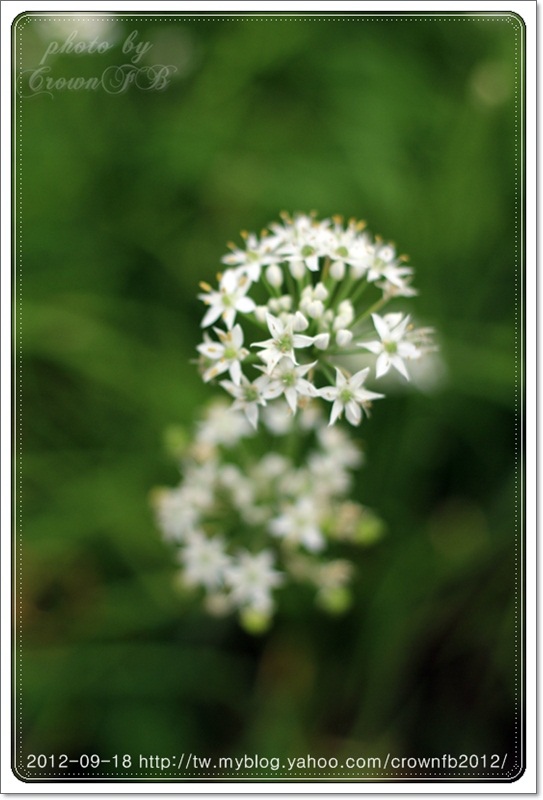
[15,13,522,779]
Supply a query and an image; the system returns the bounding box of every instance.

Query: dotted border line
[14,15,523,27]
[13,11,525,783]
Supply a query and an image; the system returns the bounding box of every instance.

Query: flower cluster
[153,399,384,633]
[153,212,436,632]
[197,212,435,428]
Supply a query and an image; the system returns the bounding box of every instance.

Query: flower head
[224,550,284,614]
[253,313,316,373]
[358,312,420,380]
[319,367,384,426]
[199,269,256,329]
[220,374,280,429]
[197,324,248,385]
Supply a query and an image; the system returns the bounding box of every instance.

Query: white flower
[261,400,294,435]
[195,401,253,447]
[376,275,418,299]
[327,225,371,279]
[221,232,280,282]
[269,496,326,552]
[224,550,283,614]
[279,232,326,276]
[358,313,420,380]
[199,269,256,329]
[220,374,281,429]
[365,243,413,288]
[253,313,316,373]
[319,367,384,426]
[317,425,362,469]
[307,452,352,497]
[180,531,231,590]
[154,487,201,542]
[262,357,318,413]
[197,324,248,385]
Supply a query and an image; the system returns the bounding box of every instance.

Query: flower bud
[314,282,329,301]
[313,332,330,350]
[289,259,305,280]
[306,300,324,319]
[254,305,268,324]
[265,264,283,288]
[330,260,346,280]
[335,328,353,347]
[293,310,309,331]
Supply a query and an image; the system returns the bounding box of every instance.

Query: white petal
[262,381,284,400]
[230,324,244,348]
[391,315,411,341]
[345,400,362,426]
[266,313,283,339]
[330,399,343,426]
[349,367,370,389]
[292,334,316,349]
[383,312,404,329]
[390,355,410,380]
[229,360,242,385]
[358,340,382,354]
[285,387,298,413]
[375,352,391,378]
[222,308,236,329]
[371,313,391,342]
[319,386,338,402]
[334,367,347,388]
[245,403,259,429]
[201,305,223,328]
[296,378,318,398]
[197,342,224,359]
[221,378,243,396]
[203,361,229,382]
[236,296,256,314]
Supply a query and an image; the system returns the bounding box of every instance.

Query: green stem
[261,272,281,299]
[353,296,389,327]
[284,265,297,303]
[319,360,336,384]
[348,276,369,307]
[331,272,355,308]
[243,312,269,332]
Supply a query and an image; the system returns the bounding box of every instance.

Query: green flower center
[384,341,397,354]
[278,333,293,352]
[282,371,296,387]
[244,386,259,402]
[224,346,237,360]
[339,387,353,404]
[301,245,315,258]
[336,246,349,258]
